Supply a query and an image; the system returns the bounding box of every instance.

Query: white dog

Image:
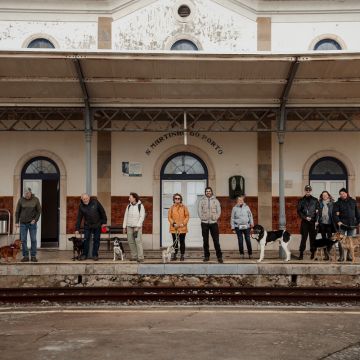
[162,234,179,263]
[113,238,124,261]
[251,224,291,262]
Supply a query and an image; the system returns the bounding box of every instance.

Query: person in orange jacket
[168,193,190,261]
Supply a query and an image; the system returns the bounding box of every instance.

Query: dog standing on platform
[68,236,84,261]
[331,232,360,263]
[113,237,124,261]
[0,239,22,262]
[251,225,291,262]
[162,232,179,263]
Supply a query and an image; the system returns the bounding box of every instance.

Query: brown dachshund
[0,239,22,262]
[331,232,360,263]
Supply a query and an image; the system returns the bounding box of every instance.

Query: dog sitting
[251,225,291,262]
[0,239,22,262]
[312,237,338,261]
[331,232,360,263]
[113,237,124,261]
[68,236,84,261]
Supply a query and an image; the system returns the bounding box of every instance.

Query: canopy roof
[0,50,360,108]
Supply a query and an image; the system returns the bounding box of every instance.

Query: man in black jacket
[333,188,360,261]
[297,185,320,260]
[75,193,107,260]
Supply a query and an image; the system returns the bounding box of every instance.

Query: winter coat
[168,204,190,234]
[231,203,254,229]
[123,201,145,228]
[15,195,41,224]
[197,195,221,223]
[75,198,107,230]
[297,195,319,222]
[333,197,360,227]
[318,200,334,225]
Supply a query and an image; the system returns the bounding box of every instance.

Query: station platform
[1,249,360,289]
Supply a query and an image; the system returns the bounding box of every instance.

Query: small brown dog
[331,232,360,263]
[0,239,22,262]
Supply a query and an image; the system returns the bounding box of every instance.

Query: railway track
[1,287,360,303]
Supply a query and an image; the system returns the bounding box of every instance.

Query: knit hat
[339,188,348,194]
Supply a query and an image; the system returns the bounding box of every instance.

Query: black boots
[298,252,304,260]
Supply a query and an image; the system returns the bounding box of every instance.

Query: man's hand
[306,217,311,221]
[123,228,127,234]
[30,220,36,224]
[337,222,343,227]
[232,229,236,234]
[15,223,19,227]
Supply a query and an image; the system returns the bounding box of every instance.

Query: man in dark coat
[297,185,320,260]
[333,188,360,261]
[75,193,107,260]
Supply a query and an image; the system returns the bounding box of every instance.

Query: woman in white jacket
[123,192,145,262]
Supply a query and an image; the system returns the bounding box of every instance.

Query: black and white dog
[113,237,124,261]
[251,225,291,262]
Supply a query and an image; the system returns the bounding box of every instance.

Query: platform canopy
[1,50,360,108]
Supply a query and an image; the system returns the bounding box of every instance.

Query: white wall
[0,132,97,196]
[272,132,360,196]
[111,131,258,196]
[112,0,257,51]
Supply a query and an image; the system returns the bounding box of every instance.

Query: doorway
[160,152,208,247]
[21,157,60,248]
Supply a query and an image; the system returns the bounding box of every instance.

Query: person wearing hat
[297,185,320,260]
[15,187,42,262]
[333,188,360,261]
[75,193,107,261]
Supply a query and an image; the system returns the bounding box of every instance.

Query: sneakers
[298,252,304,260]
[21,256,29,262]
[137,258,144,263]
[92,256,99,261]
[31,256,38,263]
[171,254,177,261]
[217,258,224,264]
[310,251,315,260]
[203,257,210,262]
[79,255,88,261]
[180,255,185,261]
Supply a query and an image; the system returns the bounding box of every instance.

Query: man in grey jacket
[197,187,223,263]
[15,187,42,262]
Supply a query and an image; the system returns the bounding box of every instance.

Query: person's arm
[15,199,21,224]
[97,201,107,225]
[297,199,307,220]
[332,202,340,225]
[315,199,320,222]
[248,207,254,227]
[197,198,202,219]
[122,206,128,230]
[355,201,360,225]
[34,198,42,223]
[168,206,174,225]
[183,206,190,226]
[137,204,145,228]
[215,199,221,221]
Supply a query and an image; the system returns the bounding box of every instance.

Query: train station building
[0,0,359,252]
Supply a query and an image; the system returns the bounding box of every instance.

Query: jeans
[171,232,186,255]
[201,222,222,259]
[299,220,316,253]
[235,228,252,255]
[84,226,101,258]
[20,223,37,257]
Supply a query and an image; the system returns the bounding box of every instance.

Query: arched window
[314,39,342,51]
[22,157,59,179]
[161,153,207,179]
[27,38,55,49]
[309,157,347,198]
[171,39,198,51]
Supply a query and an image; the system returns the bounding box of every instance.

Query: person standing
[123,192,145,263]
[168,193,189,261]
[75,193,107,261]
[333,188,360,261]
[231,196,254,259]
[197,186,223,263]
[15,187,42,262]
[297,185,319,260]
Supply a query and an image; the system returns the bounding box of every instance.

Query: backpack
[127,203,146,218]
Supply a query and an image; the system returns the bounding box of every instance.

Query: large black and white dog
[251,225,291,262]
